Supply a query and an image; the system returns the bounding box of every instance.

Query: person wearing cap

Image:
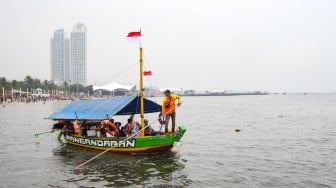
[160,89,182,133]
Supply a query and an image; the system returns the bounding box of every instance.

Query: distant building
[64,38,70,83]
[93,82,136,96]
[159,88,183,95]
[70,23,87,86]
[50,29,68,85]
[50,23,87,86]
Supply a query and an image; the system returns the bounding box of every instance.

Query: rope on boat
[142,51,161,108]
[100,61,138,85]
[74,103,183,170]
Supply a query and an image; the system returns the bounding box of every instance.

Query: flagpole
[139,42,145,137]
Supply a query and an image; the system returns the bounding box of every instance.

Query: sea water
[0,95,335,187]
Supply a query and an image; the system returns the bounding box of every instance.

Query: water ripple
[1,96,336,187]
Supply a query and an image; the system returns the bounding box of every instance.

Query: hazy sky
[1,0,336,93]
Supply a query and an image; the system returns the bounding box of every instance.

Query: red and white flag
[126,30,141,43]
[144,70,153,78]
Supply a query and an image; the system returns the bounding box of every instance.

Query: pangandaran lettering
[66,135,136,148]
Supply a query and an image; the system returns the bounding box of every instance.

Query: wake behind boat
[47,31,186,154]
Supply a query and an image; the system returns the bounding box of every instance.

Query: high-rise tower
[70,23,87,86]
[50,29,66,85]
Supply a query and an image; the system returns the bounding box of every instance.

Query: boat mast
[139,44,145,136]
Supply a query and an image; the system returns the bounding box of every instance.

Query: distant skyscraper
[50,29,66,85]
[50,23,87,86]
[64,38,70,83]
[70,23,87,86]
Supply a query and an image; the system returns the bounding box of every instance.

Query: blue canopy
[49,96,162,120]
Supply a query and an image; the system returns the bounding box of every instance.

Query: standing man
[160,89,182,133]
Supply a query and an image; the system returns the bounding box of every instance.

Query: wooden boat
[48,37,186,154]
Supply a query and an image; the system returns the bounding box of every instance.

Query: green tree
[0,77,10,91]
[24,75,34,89]
[34,78,41,89]
[12,80,18,89]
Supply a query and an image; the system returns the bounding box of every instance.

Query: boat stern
[174,125,187,141]
[178,126,187,135]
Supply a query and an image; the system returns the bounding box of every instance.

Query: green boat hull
[63,126,186,154]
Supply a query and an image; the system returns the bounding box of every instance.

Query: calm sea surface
[0,95,335,187]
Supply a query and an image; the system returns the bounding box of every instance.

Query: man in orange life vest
[160,89,182,133]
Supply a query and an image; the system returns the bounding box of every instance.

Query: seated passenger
[101,120,114,137]
[108,119,120,137]
[109,118,114,127]
[52,119,65,131]
[100,127,107,137]
[66,123,74,133]
[130,114,141,137]
[131,121,140,137]
[125,118,133,137]
[107,119,119,136]
[125,117,140,137]
[144,119,157,136]
[119,126,127,137]
[73,120,82,135]
[115,122,122,132]
[81,123,89,136]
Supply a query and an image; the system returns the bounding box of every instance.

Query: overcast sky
[0,0,335,93]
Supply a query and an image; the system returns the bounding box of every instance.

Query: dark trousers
[165,112,176,133]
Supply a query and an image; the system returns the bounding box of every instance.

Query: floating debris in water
[235,128,241,132]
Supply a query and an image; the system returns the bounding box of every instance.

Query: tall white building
[50,23,87,86]
[70,23,87,86]
[50,29,67,85]
[64,38,70,83]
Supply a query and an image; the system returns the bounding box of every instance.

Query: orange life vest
[162,94,181,114]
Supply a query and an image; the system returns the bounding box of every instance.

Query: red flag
[127,31,141,37]
[144,70,153,78]
[126,30,141,42]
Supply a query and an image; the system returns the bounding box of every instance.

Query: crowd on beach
[1,95,49,104]
[0,93,87,105]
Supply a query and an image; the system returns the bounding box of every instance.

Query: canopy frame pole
[139,44,145,137]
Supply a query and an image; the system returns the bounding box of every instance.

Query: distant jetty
[181,91,269,97]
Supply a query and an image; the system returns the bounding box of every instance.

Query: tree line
[0,76,93,94]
